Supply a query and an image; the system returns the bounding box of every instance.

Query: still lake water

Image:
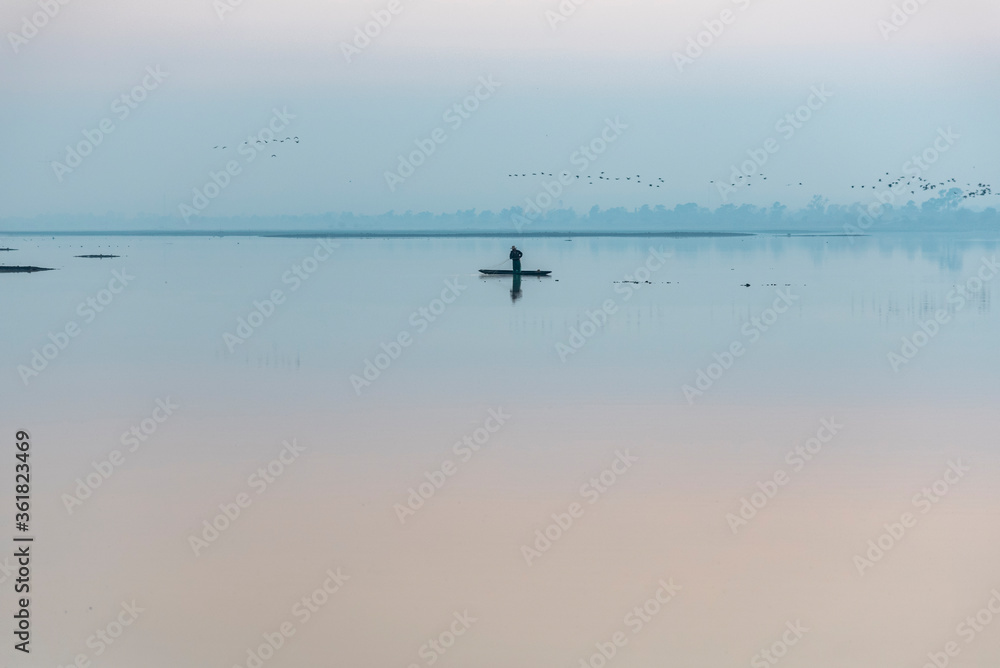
[2,232,1000,667]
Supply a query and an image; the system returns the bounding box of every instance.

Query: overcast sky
[1,0,998,220]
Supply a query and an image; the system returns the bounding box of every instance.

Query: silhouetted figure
[510,246,523,273]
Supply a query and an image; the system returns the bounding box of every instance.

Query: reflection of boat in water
[479,270,552,302]
[479,269,551,276]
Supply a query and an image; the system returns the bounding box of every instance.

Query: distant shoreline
[0,266,54,273]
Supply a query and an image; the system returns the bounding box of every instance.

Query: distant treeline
[3,195,997,233]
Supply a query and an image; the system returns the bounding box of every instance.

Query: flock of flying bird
[211,136,301,158]
[508,171,667,187]
[846,173,994,200]
[509,171,807,189]
[708,173,804,187]
[508,170,996,200]
[197,143,999,199]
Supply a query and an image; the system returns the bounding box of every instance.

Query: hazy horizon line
[2,197,997,235]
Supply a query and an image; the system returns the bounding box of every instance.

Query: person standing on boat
[510,245,523,273]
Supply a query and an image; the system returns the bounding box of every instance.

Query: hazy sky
[1,0,998,219]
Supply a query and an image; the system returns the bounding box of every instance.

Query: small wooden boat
[479,269,551,276]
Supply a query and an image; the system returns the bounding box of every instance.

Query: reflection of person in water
[509,245,523,273]
[510,273,522,303]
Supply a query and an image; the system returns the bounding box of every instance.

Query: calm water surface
[2,232,999,667]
